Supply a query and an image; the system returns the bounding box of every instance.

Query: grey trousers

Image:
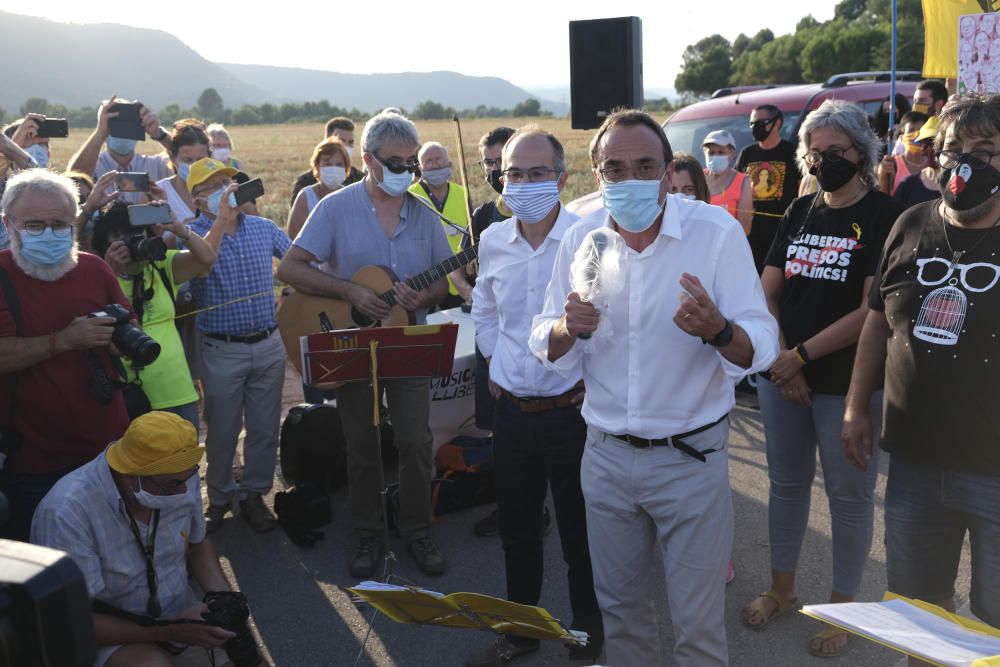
[581,421,733,667]
[201,333,285,506]
[337,378,433,542]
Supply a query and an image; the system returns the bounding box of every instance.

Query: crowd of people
[0,82,998,667]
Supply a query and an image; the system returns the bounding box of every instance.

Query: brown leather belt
[498,382,584,414]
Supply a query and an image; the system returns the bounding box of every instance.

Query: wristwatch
[704,319,734,347]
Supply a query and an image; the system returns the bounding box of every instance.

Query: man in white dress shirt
[465,127,602,667]
[529,109,779,666]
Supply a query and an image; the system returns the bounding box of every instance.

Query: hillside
[0,11,566,115]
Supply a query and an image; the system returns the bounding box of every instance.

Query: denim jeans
[758,377,883,596]
[885,455,1000,627]
[492,395,602,646]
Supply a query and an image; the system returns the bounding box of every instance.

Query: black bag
[274,482,331,547]
[120,381,152,420]
[279,403,348,491]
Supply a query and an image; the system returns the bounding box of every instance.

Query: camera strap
[120,498,163,619]
[0,265,22,460]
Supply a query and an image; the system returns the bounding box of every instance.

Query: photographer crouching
[31,411,269,667]
[0,169,135,541]
[92,189,217,430]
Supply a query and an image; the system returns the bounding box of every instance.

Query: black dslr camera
[88,304,160,366]
[123,233,167,263]
[202,591,261,667]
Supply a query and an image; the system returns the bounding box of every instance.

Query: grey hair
[503,124,567,173]
[205,123,234,150]
[418,141,449,163]
[361,111,420,156]
[1,169,79,219]
[797,99,881,187]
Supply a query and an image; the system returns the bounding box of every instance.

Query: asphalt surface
[203,366,974,667]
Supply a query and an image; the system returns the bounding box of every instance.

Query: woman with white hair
[206,123,244,171]
[740,99,905,657]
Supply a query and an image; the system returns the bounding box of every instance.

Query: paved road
[204,367,973,667]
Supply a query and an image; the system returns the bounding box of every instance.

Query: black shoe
[349,536,384,578]
[465,637,539,667]
[473,509,498,537]
[205,504,228,533]
[408,536,447,576]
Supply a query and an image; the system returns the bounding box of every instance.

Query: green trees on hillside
[675,0,925,97]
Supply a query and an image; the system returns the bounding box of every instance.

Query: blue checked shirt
[183,213,291,335]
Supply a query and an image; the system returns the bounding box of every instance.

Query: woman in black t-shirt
[740,100,904,658]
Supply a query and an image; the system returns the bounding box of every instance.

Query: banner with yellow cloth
[922,0,1000,78]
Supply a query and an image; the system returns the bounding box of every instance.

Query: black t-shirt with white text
[766,189,902,395]
[871,201,1000,476]
[737,139,802,272]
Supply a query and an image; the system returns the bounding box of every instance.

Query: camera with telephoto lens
[202,591,261,667]
[123,233,167,263]
[87,304,160,366]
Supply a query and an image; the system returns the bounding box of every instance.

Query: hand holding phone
[36,119,69,138]
[234,178,264,206]
[107,102,144,140]
[116,172,150,193]
[128,203,173,226]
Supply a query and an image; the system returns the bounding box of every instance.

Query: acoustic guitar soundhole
[351,307,380,328]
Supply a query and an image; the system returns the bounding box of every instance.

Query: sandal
[808,625,850,658]
[741,589,800,631]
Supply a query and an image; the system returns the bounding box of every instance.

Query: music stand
[299,324,459,577]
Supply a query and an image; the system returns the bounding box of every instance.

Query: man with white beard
[0,169,133,541]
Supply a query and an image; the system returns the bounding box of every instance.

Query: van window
[665,112,801,166]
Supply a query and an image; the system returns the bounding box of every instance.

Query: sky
[0,1,840,92]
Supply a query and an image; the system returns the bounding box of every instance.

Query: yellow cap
[186,157,238,193]
[915,116,940,144]
[106,411,204,476]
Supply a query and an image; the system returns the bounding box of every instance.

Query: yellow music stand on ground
[348,581,588,646]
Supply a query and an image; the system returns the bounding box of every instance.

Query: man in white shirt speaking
[529,109,779,666]
[466,126,602,667]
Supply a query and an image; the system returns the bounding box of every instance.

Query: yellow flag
[922,0,1000,78]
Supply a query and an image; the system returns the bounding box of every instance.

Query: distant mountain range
[0,11,567,115]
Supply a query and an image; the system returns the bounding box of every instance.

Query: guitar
[278,245,478,378]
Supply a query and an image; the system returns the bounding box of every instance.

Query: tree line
[1,90,561,128]
[674,0,925,99]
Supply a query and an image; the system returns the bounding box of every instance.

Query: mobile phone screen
[116,172,150,193]
[127,203,173,226]
[36,119,69,138]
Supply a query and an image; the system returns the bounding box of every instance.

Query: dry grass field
[48,114,670,229]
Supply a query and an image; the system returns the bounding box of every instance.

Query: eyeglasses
[18,220,74,237]
[916,257,1000,293]
[596,161,666,183]
[936,150,1000,170]
[145,475,191,493]
[375,154,419,174]
[478,158,502,171]
[750,118,777,129]
[803,147,856,167]
[502,167,562,183]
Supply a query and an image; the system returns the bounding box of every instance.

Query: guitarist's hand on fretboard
[392,281,424,312]
[348,283,391,321]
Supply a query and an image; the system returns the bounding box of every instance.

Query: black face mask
[486,169,503,194]
[938,156,1000,211]
[809,153,861,192]
[751,119,777,143]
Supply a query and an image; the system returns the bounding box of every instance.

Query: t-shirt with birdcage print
[871,200,1000,476]
[765,189,902,395]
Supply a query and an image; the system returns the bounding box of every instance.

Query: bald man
[408,142,472,309]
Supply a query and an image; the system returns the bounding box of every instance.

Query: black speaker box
[569,16,644,130]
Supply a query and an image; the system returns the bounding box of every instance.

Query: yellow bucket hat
[915,116,940,144]
[185,157,238,193]
[106,411,204,476]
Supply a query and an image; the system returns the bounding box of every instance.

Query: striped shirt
[31,452,205,618]
[183,213,291,335]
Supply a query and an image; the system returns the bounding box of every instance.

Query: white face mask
[674,192,697,201]
[211,147,231,163]
[374,158,413,197]
[319,165,346,188]
[345,146,355,159]
[706,154,730,174]
[134,473,198,511]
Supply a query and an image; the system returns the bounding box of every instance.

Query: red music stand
[299,323,459,578]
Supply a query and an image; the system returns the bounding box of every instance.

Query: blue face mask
[206,187,237,215]
[107,137,137,156]
[502,181,562,224]
[19,227,74,266]
[375,159,414,197]
[601,180,664,233]
[706,154,730,174]
[176,161,191,181]
[26,144,49,168]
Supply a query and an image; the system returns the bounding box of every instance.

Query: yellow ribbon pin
[852,223,862,241]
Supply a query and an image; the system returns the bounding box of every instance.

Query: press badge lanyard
[121,500,163,618]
